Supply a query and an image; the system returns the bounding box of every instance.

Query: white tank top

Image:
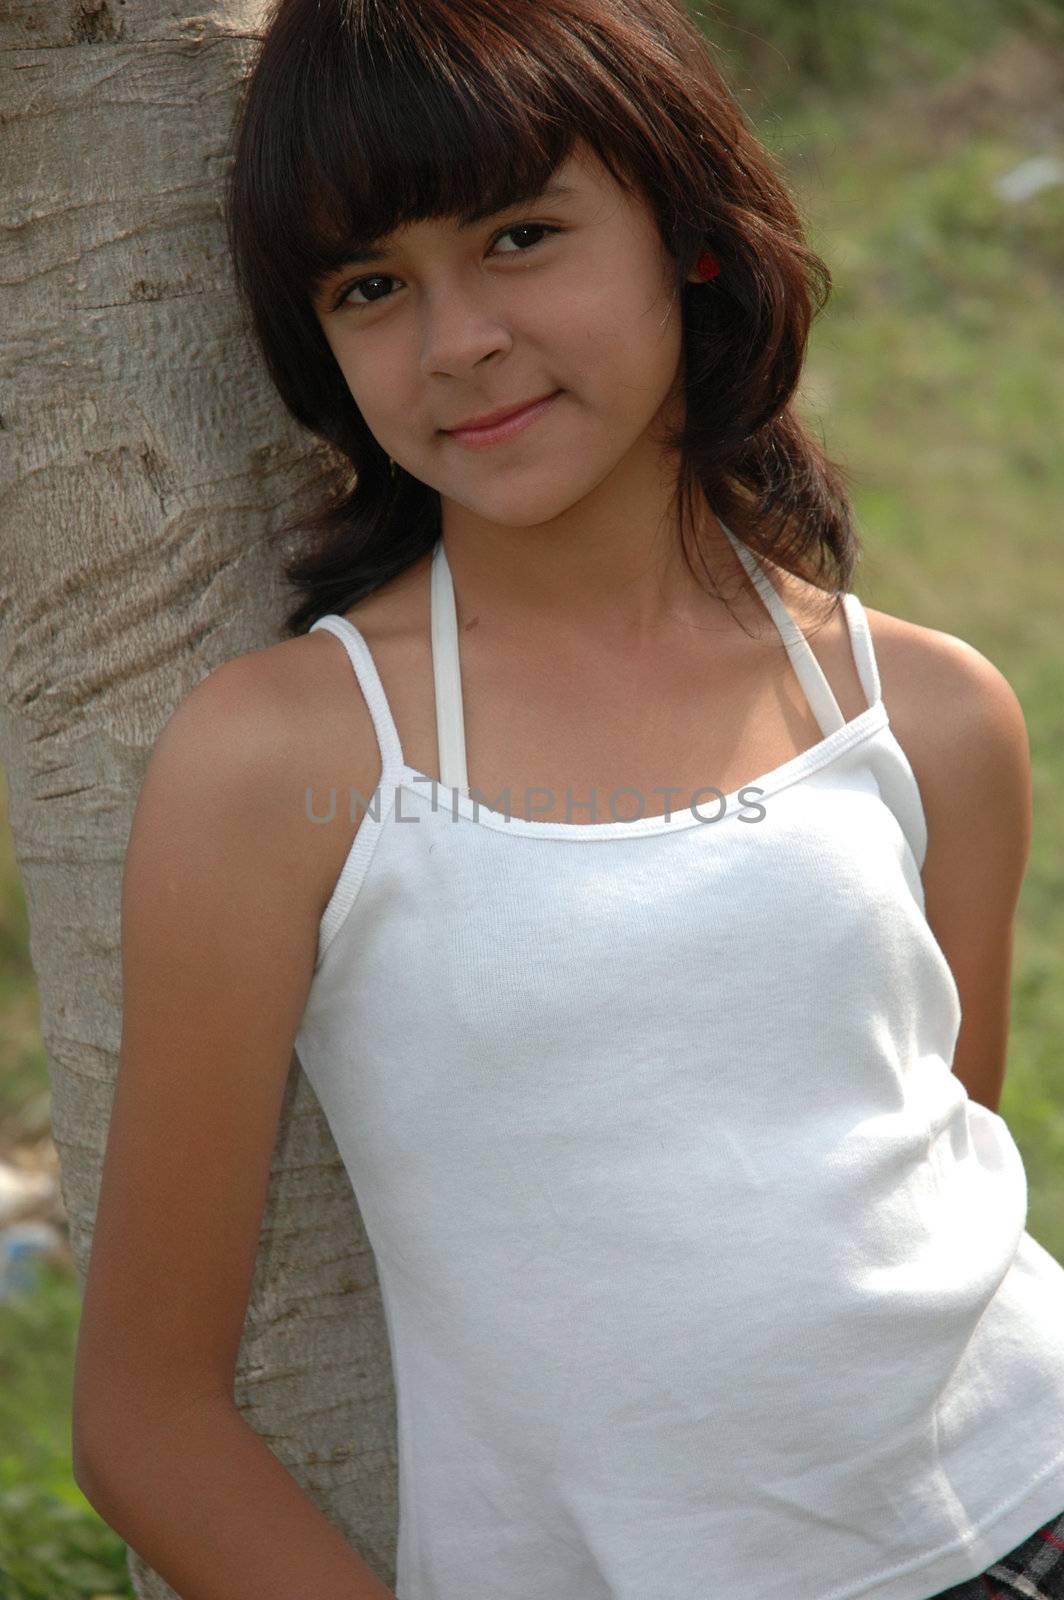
[296,524,1064,1600]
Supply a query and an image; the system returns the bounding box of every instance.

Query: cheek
[542,272,681,384]
[329,341,390,428]
[320,331,359,398]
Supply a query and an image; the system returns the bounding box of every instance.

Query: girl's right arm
[71,649,395,1600]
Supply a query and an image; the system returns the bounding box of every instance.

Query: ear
[687,251,722,284]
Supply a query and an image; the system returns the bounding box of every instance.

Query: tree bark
[0,3,399,1593]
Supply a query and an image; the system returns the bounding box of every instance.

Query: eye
[330,222,561,313]
[491,222,557,257]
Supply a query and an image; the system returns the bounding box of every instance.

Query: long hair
[224,0,861,638]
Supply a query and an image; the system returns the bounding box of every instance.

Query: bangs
[242,0,644,310]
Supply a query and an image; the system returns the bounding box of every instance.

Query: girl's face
[312,140,695,533]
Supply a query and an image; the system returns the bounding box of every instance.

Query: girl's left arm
[898,630,1033,1115]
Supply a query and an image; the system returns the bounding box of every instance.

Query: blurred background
[1,0,1063,1593]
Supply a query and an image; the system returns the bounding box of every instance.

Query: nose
[418,280,515,378]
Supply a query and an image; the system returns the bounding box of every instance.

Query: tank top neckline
[316,521,891,840]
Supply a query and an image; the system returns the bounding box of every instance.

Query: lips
[445,391,559,433]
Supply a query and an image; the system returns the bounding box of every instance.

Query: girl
[72,1,1064,1598]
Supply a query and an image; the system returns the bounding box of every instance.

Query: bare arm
[76,1393,395,1600]
[895,628,1033,1115]
[72,650,393,1600]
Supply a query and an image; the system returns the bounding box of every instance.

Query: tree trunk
[0,2,399,1592]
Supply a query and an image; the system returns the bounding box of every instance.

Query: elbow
[71,1370,139,1509]
[71,1321,120,1501]
[71,1403,115,1508]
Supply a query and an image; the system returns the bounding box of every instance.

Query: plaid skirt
[926,1509,1064,1598]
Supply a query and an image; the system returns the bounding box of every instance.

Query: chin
[461,483,592,528]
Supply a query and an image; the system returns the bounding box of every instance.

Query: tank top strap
[308,613,406,783]
[430,539,471,795]
[837,590,882,709]
[719,522,881,732]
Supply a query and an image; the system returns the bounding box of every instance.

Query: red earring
[694,250,721,282]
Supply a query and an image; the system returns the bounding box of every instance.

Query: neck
[436,504,752,654]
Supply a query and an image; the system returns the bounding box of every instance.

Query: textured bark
[0,3,400,1592]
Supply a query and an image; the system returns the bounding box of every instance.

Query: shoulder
[158,636,361,795]
[778,568,1031,875]
[153,634,381,922]
[776,555,1030,812]
[212,551,434,823]
[860,604,1031,837]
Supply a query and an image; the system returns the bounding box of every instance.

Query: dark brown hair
[225,0,861,637]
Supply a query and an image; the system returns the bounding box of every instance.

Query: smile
[445,392,562,448]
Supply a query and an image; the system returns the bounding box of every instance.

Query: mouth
[443,391,563,448]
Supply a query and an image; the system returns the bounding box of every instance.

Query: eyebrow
[324,180,579,270]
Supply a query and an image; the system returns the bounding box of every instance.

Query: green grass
[1,5,1063,1591]
[0,775,135,1597]
[0,1262,133,1598]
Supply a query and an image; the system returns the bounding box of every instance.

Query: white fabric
[297,525,1064,1600]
